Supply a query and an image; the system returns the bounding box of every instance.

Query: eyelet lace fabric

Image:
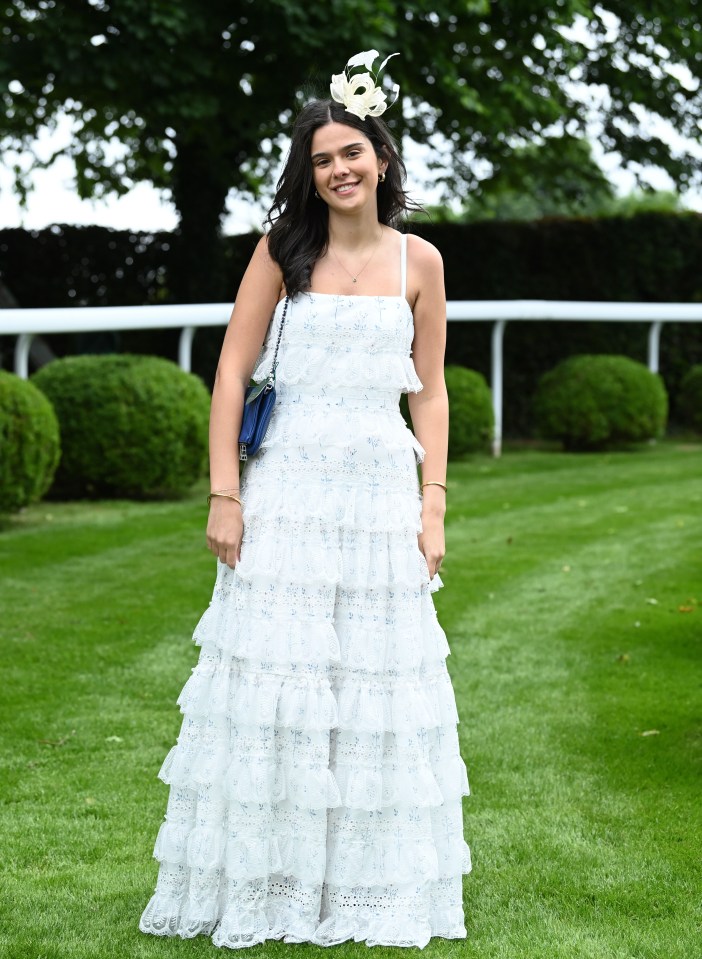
[139,292,472,949]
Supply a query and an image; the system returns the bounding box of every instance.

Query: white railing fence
[2,300,701,456]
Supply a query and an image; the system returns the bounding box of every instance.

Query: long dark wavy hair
[265,99,421,297]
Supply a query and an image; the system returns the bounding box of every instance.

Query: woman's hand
[418,489,446,579]
[206,498,244,569]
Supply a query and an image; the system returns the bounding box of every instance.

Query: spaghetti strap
[400,233,407,299]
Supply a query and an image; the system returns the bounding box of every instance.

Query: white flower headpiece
[330,50,400,121]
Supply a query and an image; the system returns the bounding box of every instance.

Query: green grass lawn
[1,442,700,959]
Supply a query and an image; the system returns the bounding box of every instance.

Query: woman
[139,51,471,949]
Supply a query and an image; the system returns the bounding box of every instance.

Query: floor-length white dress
[139,234,472,949]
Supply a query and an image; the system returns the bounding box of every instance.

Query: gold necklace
[329,228,384,284]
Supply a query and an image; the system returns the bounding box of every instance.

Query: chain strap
[267,295,289,385]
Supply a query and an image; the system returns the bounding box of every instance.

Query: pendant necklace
[330,227,384,284]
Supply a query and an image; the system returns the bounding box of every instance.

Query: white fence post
[14,333,34,379]
[648,321,664,373]
[178,326,196,373]
[490,319,508,458]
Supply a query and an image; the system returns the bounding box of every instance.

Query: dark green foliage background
[534,355,669,450]
[2,211,701,435]
[411,213,702,435]
[31,355,210,499]
[0,371,60,513]
[4,1,701,305]
[678,364,702,434]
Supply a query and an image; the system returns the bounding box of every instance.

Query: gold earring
[314,189,320,198]
[378,172,386,183]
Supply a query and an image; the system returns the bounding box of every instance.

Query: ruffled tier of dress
[172,660,460,731]
[139,292,471,949]
[149,801,470,884]
[251,292,423,396]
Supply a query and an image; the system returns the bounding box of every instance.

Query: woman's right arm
[206,236,284,569]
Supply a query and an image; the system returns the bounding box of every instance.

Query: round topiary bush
[399,365,493,457]
[0,371,61,513]
[534,354,668,451]
[678,364,702,434]
[31,354,210,498]
[444,365,494,457]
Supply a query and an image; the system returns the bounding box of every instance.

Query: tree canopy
[2,0,700,299]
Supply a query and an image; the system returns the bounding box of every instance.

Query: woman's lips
[332,181,360,194]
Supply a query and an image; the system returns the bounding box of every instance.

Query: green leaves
[2,1,701,207]
[1,2,701,300]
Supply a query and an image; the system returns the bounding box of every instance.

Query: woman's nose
[332,157,350,177]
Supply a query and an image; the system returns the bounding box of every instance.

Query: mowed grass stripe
[1,491,213,680]
[435,447,701,959]
[1,444,700,959]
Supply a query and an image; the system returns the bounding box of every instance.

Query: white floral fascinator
[330,50,400,121]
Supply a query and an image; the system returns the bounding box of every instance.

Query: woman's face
[310,122,387,213]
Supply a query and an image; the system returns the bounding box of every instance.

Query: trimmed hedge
[534,354,668,451]
[679,364,702,434]
[444,365,494,457]
[400,365,493,457]
[3,215,700,310]
[31,354,210,499]
[0,371,60,513]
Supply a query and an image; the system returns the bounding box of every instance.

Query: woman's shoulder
[249,234,285,284]
[233,233,285,307]
[404,232,444,289]
[405,232,443,265]
[253,232,276,262]
[383,227,443,267]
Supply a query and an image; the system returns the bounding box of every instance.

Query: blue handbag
[238,295,289,461]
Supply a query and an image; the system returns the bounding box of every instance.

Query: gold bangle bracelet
[207,492,243,508]
[211,486,240,493]
[421,481,447,492]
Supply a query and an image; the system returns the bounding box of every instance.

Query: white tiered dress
[139,234,472,949]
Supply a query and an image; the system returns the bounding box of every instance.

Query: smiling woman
[138,50,470,951]
[264,93,422,300]
[310,131,388,285]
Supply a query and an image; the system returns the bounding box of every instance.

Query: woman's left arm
[406,234,448,579]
